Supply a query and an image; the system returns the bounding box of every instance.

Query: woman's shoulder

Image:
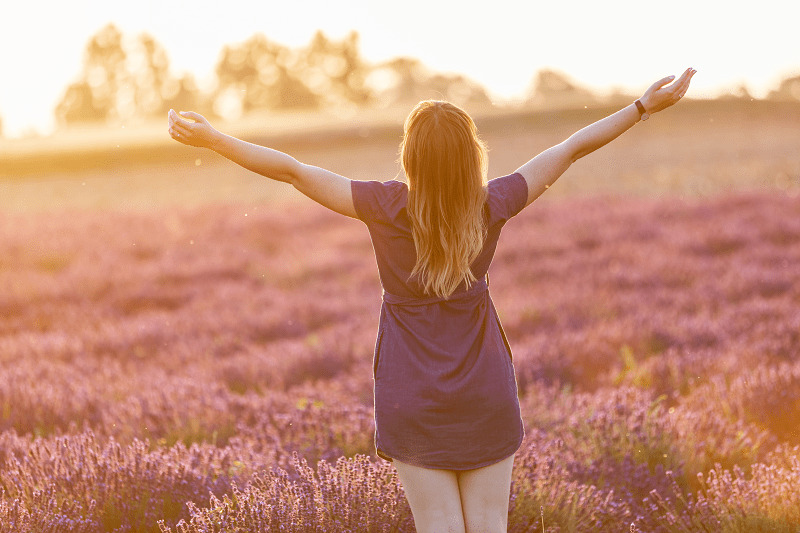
[352,179,408,222]
[488,172,526,194]
[353,178,407,196]
[384,179,408,193]
[487,173,528,222]
[380,179,409,219]
[370,179,408,203]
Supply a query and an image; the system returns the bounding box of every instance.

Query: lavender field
[2,188,799,532]
[2,103,800,532]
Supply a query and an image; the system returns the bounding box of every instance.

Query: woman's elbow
[559,138,584,164]
[281,159,305,186]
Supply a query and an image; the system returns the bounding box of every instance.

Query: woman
[168,67,696,533]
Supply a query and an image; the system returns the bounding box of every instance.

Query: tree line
[1,24,799,138]
[52,23,495,127]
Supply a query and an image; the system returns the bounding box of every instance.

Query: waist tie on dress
[382,277,488,307]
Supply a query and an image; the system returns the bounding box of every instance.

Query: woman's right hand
[168,109,219,149]
[640,68,697,115]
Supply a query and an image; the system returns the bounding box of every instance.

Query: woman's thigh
[456,454,515,533]
[393,459,465,533]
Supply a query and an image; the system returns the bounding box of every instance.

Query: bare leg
[393,459,466,533]
[457,454,515,533]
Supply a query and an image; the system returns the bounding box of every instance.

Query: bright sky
[1,0,798,138]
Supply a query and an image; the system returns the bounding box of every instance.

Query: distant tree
[56,23,127,124]
[767,75,800,102]
[56,24,203,125]
[299,30,372,107]
[55,80,104,123]
[717,84,755,101]
[375,57,427,104]
[214,33,319,118]
[56,24,499,126]
[161,73,205,115]
[422,73,491,108]
[128,33,171,116]
[526,69,598,108]
[365,57,490,109]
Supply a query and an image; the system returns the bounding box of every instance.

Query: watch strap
[634,99,649,121]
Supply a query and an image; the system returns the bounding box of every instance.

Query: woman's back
[352,172,529,469]
[352,172,528,298]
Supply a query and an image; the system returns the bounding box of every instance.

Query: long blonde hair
[400,100,488,299]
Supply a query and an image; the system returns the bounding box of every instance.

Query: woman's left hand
[168,110,219,149]
[639,68,697,115]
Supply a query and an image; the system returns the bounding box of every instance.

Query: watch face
[641,112,650,121]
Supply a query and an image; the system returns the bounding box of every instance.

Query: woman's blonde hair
[400,100,488,299]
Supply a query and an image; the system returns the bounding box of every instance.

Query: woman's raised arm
[515,67,697,207]
[167,110,357,218]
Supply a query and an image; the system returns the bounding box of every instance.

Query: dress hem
[375,429,524,471]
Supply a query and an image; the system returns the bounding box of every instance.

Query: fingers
[675,67,692,83]
[168,125,188,145]
[649,68,695,94]
[168,109,192,127]
[673,68,697,100]
[168,109,200,129]
[171,119,192,135]
[168,109,193,138]
[674,68,694,90]
[169,123,191,142]
[649,75,677,93]
[169,126,187,144]
[179,111,207,124]
[168,124,187,143]
[655,68,696,102]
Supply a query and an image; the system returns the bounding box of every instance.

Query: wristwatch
[634,99,650,121]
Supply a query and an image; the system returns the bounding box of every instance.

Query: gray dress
[352,172,527,470]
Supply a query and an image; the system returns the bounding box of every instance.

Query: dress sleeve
[487,173,529,223]
[351,179,386,223]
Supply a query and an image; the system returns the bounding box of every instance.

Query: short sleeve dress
[352,172,528,470]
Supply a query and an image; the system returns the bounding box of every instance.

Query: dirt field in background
[1,100,798,213]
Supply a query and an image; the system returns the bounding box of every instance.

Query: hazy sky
[1,0,798,138]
